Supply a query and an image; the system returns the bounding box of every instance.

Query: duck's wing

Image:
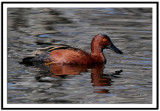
[33,44,72,55]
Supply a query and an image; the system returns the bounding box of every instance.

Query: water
[7,8,152,104]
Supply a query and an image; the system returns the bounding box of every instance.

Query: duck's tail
[20,52,51,66]
[20,56,36,66]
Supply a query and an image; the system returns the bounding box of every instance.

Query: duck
[22,34,123,65]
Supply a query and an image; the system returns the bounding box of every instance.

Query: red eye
[103,38,107,42]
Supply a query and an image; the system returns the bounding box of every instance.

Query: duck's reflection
[22,62,122,94]
[48,64,88,77]
[90,64,109,94]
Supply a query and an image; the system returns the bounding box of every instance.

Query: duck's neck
[91,45,106,63]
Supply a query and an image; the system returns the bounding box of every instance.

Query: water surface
[7,8,152,104]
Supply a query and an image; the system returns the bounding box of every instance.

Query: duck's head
[91,34,123,54]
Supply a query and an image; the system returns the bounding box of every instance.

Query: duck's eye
[103,38,107,42]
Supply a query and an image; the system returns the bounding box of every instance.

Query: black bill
[107,42,123,54]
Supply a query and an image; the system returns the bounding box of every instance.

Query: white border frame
[2,2,158,109]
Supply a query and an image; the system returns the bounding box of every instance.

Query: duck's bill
[107,42,123,54]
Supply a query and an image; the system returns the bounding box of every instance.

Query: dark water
[7,8,152,104]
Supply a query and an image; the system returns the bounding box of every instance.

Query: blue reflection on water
[8,82,26,90]
[38,34,53,38]
[98,8,122,15]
